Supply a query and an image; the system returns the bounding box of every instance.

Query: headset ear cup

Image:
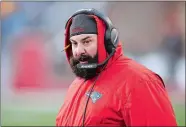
[111,28,119,47]
[104,30,112,54]
[105,28,119,54]
[106,43,114,54]
[105,29,110,42]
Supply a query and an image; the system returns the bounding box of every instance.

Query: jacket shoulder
[116,56,165,87]
[117,57,177,126]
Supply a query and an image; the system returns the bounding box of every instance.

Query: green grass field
[173,104,185,126]
[1,104,185,126]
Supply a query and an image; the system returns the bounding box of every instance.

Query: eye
[71,42,77,47]
[83,40,91,45]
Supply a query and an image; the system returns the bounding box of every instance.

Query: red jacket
[56,15,177,126]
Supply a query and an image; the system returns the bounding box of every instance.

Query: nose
[75,45,86,57]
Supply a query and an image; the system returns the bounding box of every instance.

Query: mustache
[75,55,92,62]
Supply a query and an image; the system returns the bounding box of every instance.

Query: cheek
[72,47,76,57]
[87,44,97,57]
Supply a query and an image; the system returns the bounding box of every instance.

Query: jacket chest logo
[86,91,102,103]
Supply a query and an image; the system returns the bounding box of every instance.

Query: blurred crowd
[1,2,185,95]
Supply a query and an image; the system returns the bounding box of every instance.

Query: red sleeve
[121,75,178,126]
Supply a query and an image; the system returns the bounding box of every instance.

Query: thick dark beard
[70,54,98,80]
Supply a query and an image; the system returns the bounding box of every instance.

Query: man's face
[70,34,97,61]
[69,34,98,79]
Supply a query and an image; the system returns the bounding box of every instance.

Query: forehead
[70,34,97,42]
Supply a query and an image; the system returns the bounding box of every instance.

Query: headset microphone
[77,48,115,69]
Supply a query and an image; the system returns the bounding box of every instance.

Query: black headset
[65,8,119,54]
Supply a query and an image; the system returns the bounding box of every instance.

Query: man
[56,9,177,126]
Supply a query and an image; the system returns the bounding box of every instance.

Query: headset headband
[65,8,113,31]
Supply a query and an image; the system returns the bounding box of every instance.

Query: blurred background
[1,1,185,126]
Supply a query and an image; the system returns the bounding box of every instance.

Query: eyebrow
[81,36,91,41]
[70,36,91,43]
